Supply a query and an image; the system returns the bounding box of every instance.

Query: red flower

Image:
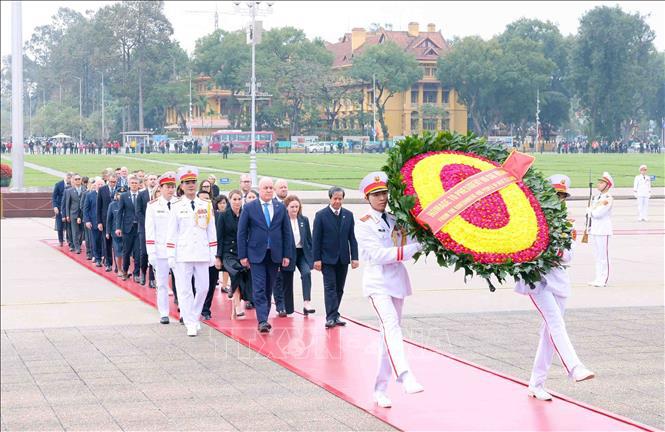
[0,163,12,179]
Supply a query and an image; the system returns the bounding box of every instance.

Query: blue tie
[263,203,271,227]
[263,203,271,249]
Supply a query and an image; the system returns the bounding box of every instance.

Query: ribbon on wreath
[416,150,535,234]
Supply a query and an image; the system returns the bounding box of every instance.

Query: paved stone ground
[1,324,393,432]
[361,306,664,430]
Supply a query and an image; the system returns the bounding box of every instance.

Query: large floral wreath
[383,131,572,291]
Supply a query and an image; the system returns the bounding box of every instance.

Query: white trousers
[154,258,171,317]
[637,196,649,220]
[174,262,209,325]
[591,234,610,286]
[529,292,581,387]
[369,294,410,392]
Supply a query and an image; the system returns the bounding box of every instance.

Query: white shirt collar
[329,205,341,214]
[261,198,272,206]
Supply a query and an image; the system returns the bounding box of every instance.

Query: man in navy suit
[237,177,293,333]
[115,175,141,282]
[52,173,71,247]
[83,178,103,266]
[96,174,116,271]
[313,186,359,329]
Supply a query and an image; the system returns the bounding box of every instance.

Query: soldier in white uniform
[587,172,614,287]
[166,167,217,337]
[145,172,177,324]
[633,165,651,221]
[515,175,595,401]
[355,171,424,409]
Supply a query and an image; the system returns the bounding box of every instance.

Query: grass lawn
[2,151,662,189]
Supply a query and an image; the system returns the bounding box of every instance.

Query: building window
[443,89,450,104]
[410,111,419,132]
[423,83,437,104]
[423,66,437,77]
[423,118,437,131]
[411,86,419,104]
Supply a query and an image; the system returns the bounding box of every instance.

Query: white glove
[168,257,176,269]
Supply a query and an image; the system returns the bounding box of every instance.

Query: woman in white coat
[515,175,595,401]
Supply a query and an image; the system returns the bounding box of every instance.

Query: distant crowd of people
[555,139,661,154]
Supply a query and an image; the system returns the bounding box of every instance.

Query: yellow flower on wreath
[410,153,539,254]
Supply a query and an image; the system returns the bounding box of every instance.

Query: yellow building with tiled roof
[325,22,468,139]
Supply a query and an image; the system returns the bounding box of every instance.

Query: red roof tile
[326,28,451,68]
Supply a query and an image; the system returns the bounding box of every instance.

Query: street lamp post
[233,1,273,188]
[101,72,105,143]
[73,76,82,145]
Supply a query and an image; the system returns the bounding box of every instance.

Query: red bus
[209,130,275,153]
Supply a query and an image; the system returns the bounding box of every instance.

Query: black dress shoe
[179,317,184,324]
[325,320,336,329]
[121,273,129,281]
[278,310,287,318]
[149,280,156,289]
[75,250,81,254]
[303,307,316,315]
[95,262,103,268]
[160,317,170,324]
[266,322,272,330]
[59,242,64,247]
[139,275,146,285]
[335,318,347,327]
[258,322,270,333]
[202,312,212,320]
[245,302,254,310]
[133,275,141,283]
[105,266,112,272]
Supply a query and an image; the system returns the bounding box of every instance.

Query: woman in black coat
[281,195,314,315]
[215,189,252,318]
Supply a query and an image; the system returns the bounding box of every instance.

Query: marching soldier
[145,172,177,324]
[355,171,424,409]
[587,172,614,287]
[515,175,595,401]
[166,167,217,337]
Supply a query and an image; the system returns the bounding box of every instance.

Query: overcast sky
[2,1,664,60]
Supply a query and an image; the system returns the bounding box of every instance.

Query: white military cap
[177,166,198,183]
[598,171,614,188]
[639,164,647,170]
[359,171,389,197]
[547,174,571,197]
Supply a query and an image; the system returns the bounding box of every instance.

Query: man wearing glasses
[239,173,252,204]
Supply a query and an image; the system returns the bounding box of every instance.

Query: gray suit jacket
[64,186,85,219]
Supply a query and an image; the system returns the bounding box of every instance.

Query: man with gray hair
[237,177,293,333]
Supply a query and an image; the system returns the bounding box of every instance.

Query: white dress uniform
[633,167,651,221]
[166,168,217,335]
[588,172,614,287]
[515,174,592,398]
[145,194,175,319]
[356,172,423,401]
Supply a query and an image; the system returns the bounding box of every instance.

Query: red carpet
[46,240,656,431]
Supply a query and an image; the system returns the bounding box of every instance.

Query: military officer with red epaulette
[355,171,424,409]
[145,171,177,324]
[166,167,217,337]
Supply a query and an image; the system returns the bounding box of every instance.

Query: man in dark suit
[115,175,141,282]
[237,177,293,333]
[97,174,116,271]
[83,178,103,266]
[136,174,158,286]
[63,174,86,254]
[312,186,359,329]
[52,172,71,247]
